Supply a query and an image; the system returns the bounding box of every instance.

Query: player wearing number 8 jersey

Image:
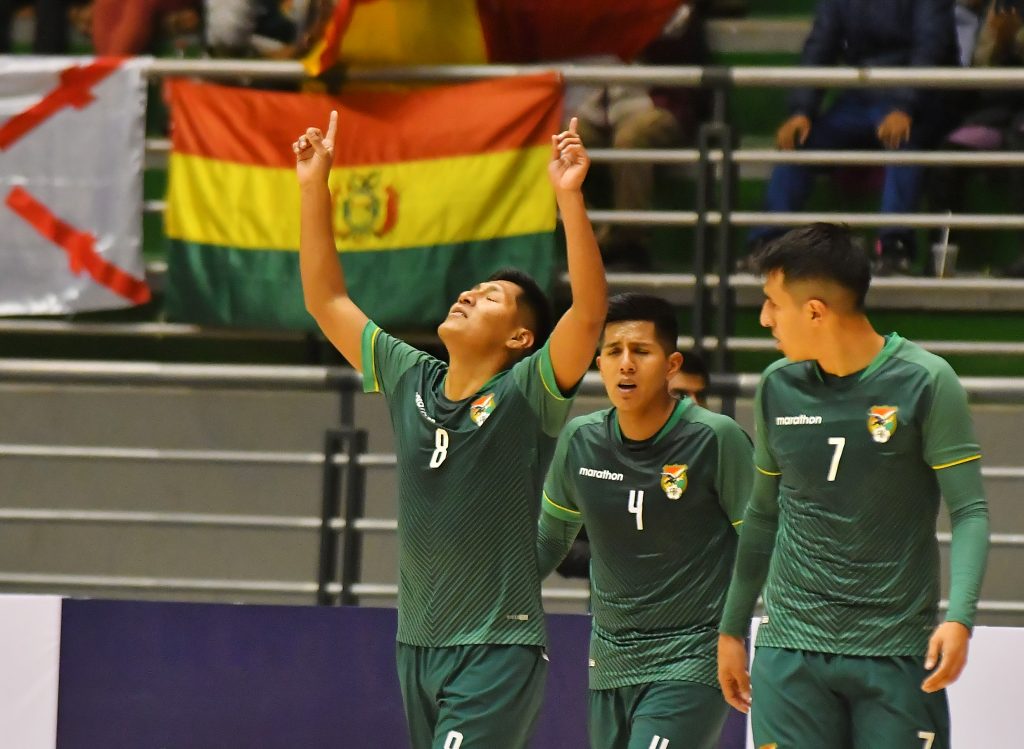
[293,113,607,748]
[538,294,754,749]
[717,224,990,749]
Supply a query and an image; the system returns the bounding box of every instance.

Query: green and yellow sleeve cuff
[360,321,382,394]
[932,454,981,471]
[542,491,581,522]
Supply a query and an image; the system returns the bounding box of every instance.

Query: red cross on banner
[0,56,150,315]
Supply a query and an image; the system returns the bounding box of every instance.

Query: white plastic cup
[931,242,959,278]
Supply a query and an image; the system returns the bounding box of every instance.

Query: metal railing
[5,61,1024,614]
[2,360,1024,614]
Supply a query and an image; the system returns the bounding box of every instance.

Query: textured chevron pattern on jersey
[755,335,981,656]
[545,400,752,689]
[364,324,573,647]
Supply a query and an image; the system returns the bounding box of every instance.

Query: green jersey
[361,321,575,648]
[753,334,982,656]
[542,399,753,690]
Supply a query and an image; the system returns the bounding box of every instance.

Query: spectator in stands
[930,1,1024,277]
[0,0,85,54]
[746,0,960,276]
[669,349,709,405]
[956,0,988,65]
[205,0,299,59]
[91,0,297,58]
[91,0,200,55]
[573,3,710,271]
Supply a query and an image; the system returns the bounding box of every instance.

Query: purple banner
[56,600,744,748]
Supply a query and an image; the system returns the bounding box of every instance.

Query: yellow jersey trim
[543,491,580,516]
[932,454,981,471]
[368,326,382,393]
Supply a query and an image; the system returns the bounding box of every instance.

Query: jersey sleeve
[938,461,990,630]
[511,340,580,437]
[541,423,582,522]
[713,418,755,531]
[536,510,584,580]
[360,321,431,398]
[753,378,781,477]
[922,361,982,470]
[718,469,781,637]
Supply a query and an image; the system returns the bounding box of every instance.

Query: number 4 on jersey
[628,489,645,531]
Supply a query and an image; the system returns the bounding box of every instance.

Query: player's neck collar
[813,332,902,384]
[614,397,691,447]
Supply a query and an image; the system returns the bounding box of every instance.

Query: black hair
[603,293,678,354]
[486,268,553,353]
[679,349,709,382]
[752,223,871,309]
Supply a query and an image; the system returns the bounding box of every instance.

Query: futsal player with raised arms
[537,293,753,749]
[717,223,990,749]
[292,110,606,748]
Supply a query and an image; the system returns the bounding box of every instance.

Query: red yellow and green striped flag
[164,74,562,329]
[304,0,683,75]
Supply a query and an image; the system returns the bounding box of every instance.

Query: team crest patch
[868,405,898,444]
[660,464,688,500]
[470,393,496,427]
[758,745,778,749]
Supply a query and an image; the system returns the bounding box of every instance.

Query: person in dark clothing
[669,349,709,406]
[0,1,84,54]
[747,0,961,276]
[929,0,1024,278]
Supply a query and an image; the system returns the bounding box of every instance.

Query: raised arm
[293,111,369,369]
[546,118,608,392]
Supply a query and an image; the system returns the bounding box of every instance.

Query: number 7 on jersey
[827,436,845,481]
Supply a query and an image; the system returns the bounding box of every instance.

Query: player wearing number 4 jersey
[293,113,607,748]
[537,294,754,749]
[717,224,990,749]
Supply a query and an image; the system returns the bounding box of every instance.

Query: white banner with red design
[0,56,150,315]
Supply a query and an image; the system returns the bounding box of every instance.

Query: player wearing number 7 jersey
[537,294,754,749]
[717,224,990,749]
[293,113,607,748]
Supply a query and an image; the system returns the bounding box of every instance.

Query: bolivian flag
[304,0,683,76]
[164,74,561,328]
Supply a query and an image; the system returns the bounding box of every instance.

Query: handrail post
[713,121,739,418]
[316,429,345,605]
[693,124,715,356]
[339,429,369,606]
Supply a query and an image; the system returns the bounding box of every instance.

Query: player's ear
[806,297,827,322]
[666,351,683,379]
[507,326,534,353]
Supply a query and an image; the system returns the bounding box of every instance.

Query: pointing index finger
[325,110,338,143]
[569,116,578,135]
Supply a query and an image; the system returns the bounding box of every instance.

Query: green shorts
[396,642,548,749]
[588,680,729,749]
[750,646,950,749]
